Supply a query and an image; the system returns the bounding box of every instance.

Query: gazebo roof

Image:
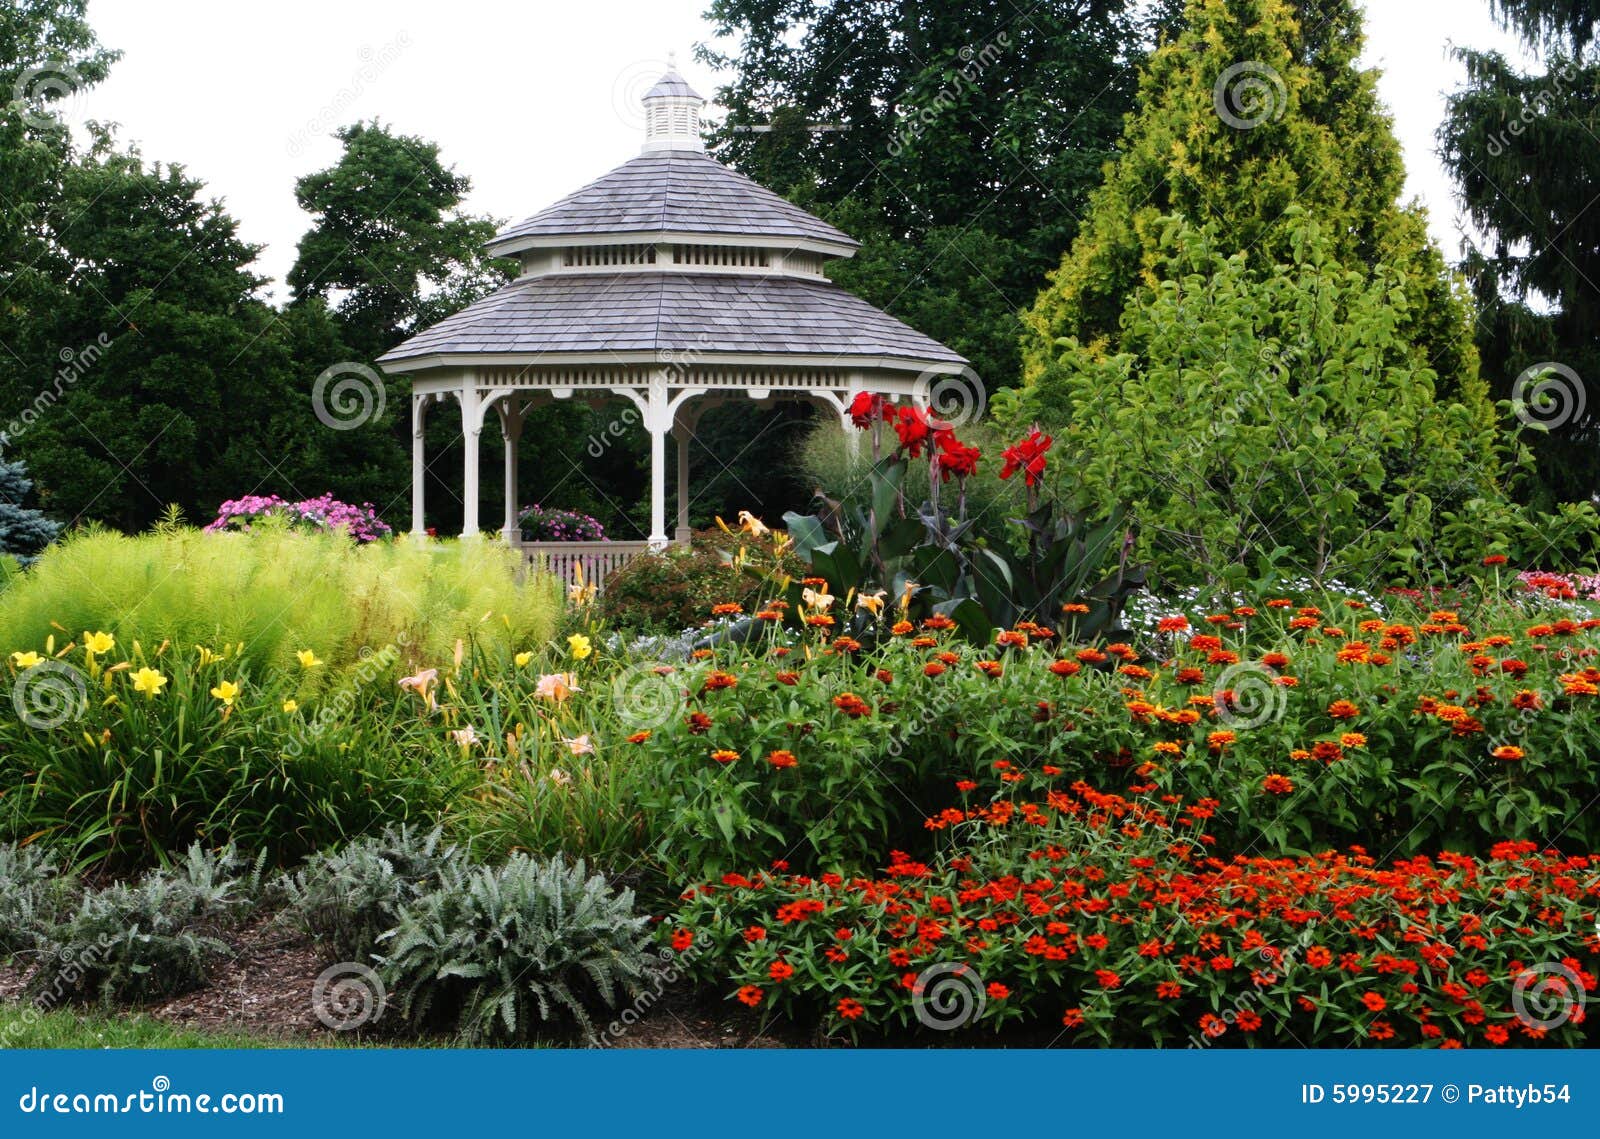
[485,150,858,256]
[642,68,702,100]
[377,271,965,370]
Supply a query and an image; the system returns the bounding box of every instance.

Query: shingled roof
[377,271,965,368]
[485,151,859,254]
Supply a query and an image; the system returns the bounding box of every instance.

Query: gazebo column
[410,392,428,537]
[646,377,669,549]
[460,379,482,538]
[498,398,525,543]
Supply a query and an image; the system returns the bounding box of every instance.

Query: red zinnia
[837,997,865,1020]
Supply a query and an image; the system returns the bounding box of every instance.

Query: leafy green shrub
[599,533,772,631]
[0,521,562,675]
[1011,213,1508,585]
[38,844,262,1004]
[279,826,466,963]
[378,854,652,1042]
[0,844,74,957]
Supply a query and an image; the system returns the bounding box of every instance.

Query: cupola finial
[641,58,704,153]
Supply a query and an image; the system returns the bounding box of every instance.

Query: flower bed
[518,504,605,542]
[206,494,391,542]
[670,781,1599,1047]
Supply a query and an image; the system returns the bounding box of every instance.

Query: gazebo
[378,63,967,580]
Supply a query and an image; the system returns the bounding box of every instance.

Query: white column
[411,393,428,536]
[647,375,668,549]
[460,379,481,538]
[500,400,523,543]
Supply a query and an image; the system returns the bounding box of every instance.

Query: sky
[69,0,1540,303]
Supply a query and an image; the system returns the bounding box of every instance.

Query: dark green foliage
[37,844,261,1004]
[700,0,1150,388]
[599,531,789,632]
[1440,1,1600,501]
[0,455,59,562]
[287,121,513,361]
[279,826,466,964]
[778,446,1141,645]
[378,855,652,1043]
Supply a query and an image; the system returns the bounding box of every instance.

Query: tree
[700,0,1155,388]
[1034,214,1544,585]
[287,121,512,361]
[1019,0,1490,425]
[1439,1,1600,501]
[0,0,119,451]
[0,452,59,562]
[15,146,347,530]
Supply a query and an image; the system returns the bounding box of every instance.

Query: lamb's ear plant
[0,843,75,958]
[279,825,466,963]
[377,854,653,1043]
[34,844,256,1005]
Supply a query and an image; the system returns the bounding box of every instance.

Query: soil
[0,915,804,1049]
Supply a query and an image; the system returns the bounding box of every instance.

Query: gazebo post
[499,399,525,543]
[460,378,481,538]
[647,376,668,549]
[410,392,428,537]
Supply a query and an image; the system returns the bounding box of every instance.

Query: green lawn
[0,1003,319,1049]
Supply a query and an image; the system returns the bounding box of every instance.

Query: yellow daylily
[10,650,41,669]
[736,510,770,537]
[83,630,115,656]
[296,649,323,669]
[567,633,593,660]
[282,699,299,714]
[131,667,167,698]
[210,679,240,706]
[196,645,222,667]
[514,651,534,668]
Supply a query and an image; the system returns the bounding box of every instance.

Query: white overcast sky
[72,0,1538,303]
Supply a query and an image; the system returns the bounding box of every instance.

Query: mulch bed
[0,917,799,1048]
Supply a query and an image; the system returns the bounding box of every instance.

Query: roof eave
[377,350,967,376]
[484,230,859,260]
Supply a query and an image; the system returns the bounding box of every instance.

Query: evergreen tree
[1019,0,1489,425]
[1439,0,1600,501]
[0,452,60,563]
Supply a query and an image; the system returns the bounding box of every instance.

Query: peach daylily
[534,672,580,702]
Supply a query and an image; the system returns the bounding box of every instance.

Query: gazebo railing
[517,540,653,592]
